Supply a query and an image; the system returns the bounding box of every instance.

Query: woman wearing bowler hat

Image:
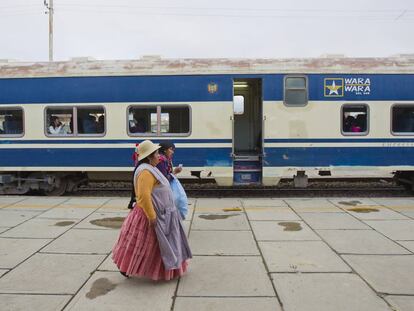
[112,140,192,280]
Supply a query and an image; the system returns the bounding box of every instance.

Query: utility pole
[44,0,54,61]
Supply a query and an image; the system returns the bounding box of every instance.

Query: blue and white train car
[0,55,414,194]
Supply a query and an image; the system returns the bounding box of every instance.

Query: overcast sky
[0,0,413,61]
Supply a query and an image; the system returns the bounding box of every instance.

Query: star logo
[324,78,344,97]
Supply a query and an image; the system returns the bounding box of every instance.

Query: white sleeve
[49,125,62,134]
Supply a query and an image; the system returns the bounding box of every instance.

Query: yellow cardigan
[135,170,158,221]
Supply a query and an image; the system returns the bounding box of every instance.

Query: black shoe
[120,271,129,278]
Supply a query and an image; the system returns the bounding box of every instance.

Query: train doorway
[232,79,263,185]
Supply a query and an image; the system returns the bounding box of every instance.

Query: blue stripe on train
[1,138,414,144]
[0,147,414,167]
[0,74,414,104]
[0,139,233,144]
[264,147,414,166]
[0,147,233,167]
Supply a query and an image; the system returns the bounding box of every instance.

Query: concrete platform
[1,195,413,310]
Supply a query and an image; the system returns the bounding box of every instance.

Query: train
[0,55,414,195]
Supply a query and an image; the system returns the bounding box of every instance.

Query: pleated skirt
[112,206,188,281]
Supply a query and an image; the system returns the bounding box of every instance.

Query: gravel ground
[72,179,411,197]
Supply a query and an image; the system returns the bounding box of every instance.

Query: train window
[128,106,158,135]
[46,107,74,136]
[77,107,105,135]
[392,105,414,134]
[341,105,369,135]
[0,108,24,137]
[159,106,190,135]
[127,105,190,136]
[233,96,245,115]
[284,76,308,106]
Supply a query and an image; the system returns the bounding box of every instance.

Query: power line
[55,2,414,13]
[53,6,414,21]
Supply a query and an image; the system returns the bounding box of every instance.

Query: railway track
[75,181,410,197]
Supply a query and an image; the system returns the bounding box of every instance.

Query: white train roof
[0,55,413,78]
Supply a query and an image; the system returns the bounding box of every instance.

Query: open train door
[232,79,263,185]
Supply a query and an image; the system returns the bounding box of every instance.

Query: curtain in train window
[284,76,308,106]
[46,107,74,136]
[159,106,190,135]
[342,105,368,135]
[0,108,23,136]
[77,107,105,135]
[128,106,157,135]
[392,105,414,134]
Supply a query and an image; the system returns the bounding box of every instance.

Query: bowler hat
[137,140,160,161]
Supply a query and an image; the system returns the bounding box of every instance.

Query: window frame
[283,75,309,107]
[127,104,192,137]
[391,103,414,136]
[340,103,370,136]
[44,105,107,138]
[0,106,25,138]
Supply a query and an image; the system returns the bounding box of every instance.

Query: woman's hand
[173,166,182,174]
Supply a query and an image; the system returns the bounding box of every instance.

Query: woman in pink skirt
[112,140,192,281]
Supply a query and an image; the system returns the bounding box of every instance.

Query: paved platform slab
[74,212,127,230]
[251,221,320,241]
[195,198,241,213]
[0,294,71,311]
[241,198,287,207]
[400,210,414,218]
[192,212,250,231]
[174,297,282,311]
[189,231,259,255]
[42,229,118,254]
[259,241,351,272]
[285,198,343,213]
[65,271,177,311]
[272,273,392,311]
[329,197,379,207]
[178,256,274,297]
[0,238,51,268]
[385,295,414,311]
[317,229,411,254]
[59,198,110,209]
[0,253,105,294]
[364,220,414,240]
[97,198,130,212]
[38,207,98,220]
[0,197,27,209]
[398,241,414,253]
[6,197,69,211]
[0,270,8,277]
[343,206,409,220]
[245,206,300,221]
[299,212,370,230]
[342,255,414,294]
[98,255,118,272]
[0,218,75,238]
[1,195,413,310]
[0,209,42,227]
[372,198,414,208]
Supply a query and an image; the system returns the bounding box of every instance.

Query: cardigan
[135,170,158,220]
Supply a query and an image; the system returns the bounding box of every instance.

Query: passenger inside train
[0,109,23,135]
[48,116,69,135]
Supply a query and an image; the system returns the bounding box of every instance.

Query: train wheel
[43,178,68,196]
